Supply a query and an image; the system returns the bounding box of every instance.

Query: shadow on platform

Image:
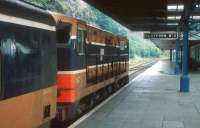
[76,60,200,128]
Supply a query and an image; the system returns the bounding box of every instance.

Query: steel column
[180,46,183,71]
[175,28,180,75]
[180,20,190,92]
[170,49,173,61]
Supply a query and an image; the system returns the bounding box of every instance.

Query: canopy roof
[83,0,197,31]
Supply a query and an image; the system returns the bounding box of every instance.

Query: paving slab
[75,60,200,128]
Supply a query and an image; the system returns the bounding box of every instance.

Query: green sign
[120,41,125,50]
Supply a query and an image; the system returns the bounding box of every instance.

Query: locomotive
[51,12,129,127]
[0,1,129,128]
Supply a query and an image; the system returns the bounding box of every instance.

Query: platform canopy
[83,0,199,31]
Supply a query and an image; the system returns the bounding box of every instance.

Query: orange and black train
[0,0,129,128]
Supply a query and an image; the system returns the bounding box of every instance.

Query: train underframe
[52,75,129,128]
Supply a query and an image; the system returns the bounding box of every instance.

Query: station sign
[144,33,177,39]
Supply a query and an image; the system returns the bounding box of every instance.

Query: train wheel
[89,96,95,108]
[107,85,113,94]
[102,88,108,98]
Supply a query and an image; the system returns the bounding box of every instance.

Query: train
[0,1,57,128]
[0,1,129,128]
[190,43,200,69]
[51,12,129,127]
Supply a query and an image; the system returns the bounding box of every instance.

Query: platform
[75,60,200,128]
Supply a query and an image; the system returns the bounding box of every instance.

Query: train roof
[51,12,86,25]
[50,12,115,35]
[0,0,55,26]
[87,24,128,40]
[50,11,128,40]
[87,24,115,35]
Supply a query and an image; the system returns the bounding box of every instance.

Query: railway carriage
[51,12,129,127]
[190,43,200,69]
[0,1,57,128]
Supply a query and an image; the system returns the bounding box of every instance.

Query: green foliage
[24,0,161,58]
[128,32,161,58]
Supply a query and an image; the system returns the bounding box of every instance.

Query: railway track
[130,61,156,72]
[68,59,157,128]
[129,59,157,80]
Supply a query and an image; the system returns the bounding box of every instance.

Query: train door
[77,22,87,72]
[77,24,89,98]
[85,27,98,85]
[77,29,86,56]
[85,28,92,85]
[56,22,72,71]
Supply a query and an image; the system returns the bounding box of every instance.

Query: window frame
[0,21,56,100]
[56,22,72,47]
[77,28,86,55]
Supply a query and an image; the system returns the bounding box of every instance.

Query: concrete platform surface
[75,60,200,128]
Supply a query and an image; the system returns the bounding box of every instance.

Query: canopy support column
[180,19,190,92]
[170,49,173,61]
[175,28,181,75]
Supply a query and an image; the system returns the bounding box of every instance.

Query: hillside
[24,0,161,58]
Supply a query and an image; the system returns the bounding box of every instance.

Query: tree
[25,0,161,58]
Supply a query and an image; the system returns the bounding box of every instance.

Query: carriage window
[77,29,86,54]
[56,23,71,44]
[0,21,56,99]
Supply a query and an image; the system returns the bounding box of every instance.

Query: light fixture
[175,16,181,20]
[196,4,200,8]
[167,16,175,20]
[167,4,184,11]
[177,5,184,10]
[167,5,177,10]
[167,15,181,20]
[192,15,200,19]
[167,23,178,25]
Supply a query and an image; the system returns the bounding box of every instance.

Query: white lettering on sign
[100,48,104,61]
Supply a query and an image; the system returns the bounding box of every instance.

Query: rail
[129,59,157,75]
